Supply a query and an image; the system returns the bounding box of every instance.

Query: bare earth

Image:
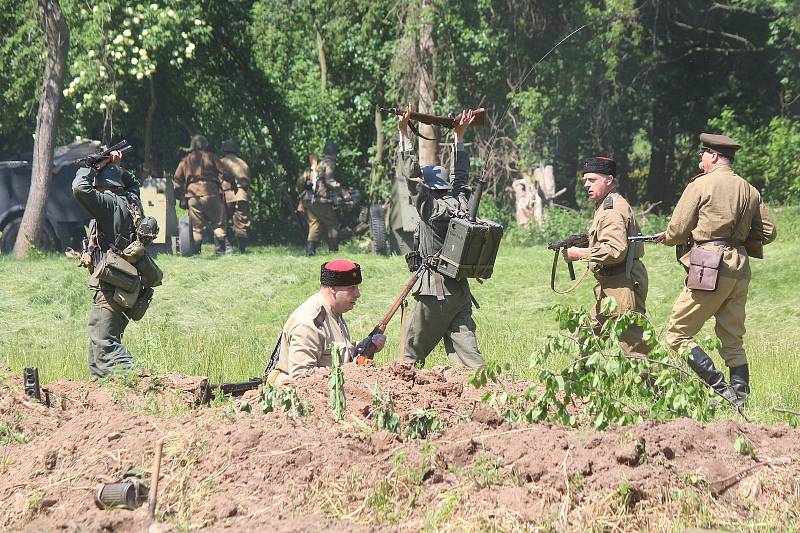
[1,363,798,532]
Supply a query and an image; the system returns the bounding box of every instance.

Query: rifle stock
[380,107,485,129]
[354,264,428,364]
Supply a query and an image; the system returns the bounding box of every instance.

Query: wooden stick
[147,439,164,520]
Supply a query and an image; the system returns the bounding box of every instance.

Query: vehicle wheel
[368,204,388,256]
[178,215,195,257]
[0,217,58,254]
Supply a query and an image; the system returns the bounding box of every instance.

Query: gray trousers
[401,285,484,368]
[87,287,133,377]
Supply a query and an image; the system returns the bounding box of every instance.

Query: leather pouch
[687,246,722,291]
[113,277,141,309]
[93,251,140,293]
[137,252,163,288]
[125,287,154,321]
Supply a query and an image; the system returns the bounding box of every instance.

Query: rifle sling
[409,121,436,141]
[550,249,590,294]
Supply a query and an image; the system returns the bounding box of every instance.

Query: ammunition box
[435,217,503,280]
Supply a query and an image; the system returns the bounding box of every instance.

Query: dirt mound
[1,364,798,532]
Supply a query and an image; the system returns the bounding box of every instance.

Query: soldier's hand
[371,334,387,353]
[454,109,477,139]
[563,246,584,262]
[398,102,413,140]
[653,231,666,244]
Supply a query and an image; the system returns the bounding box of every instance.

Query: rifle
[77,140,133,168]
[627,233,661,244]
[354,263,429,365]
[547,233,589,281]
[380,107,485,140]
[199,377,263,404]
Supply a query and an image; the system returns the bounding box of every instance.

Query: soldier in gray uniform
[72,151,140,377]
[397,104,485,368]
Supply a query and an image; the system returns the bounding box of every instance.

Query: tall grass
[1,207,798,422]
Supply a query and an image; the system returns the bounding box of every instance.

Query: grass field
[1,207,798,423]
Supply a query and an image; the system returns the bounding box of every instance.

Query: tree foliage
[1,0,798,243]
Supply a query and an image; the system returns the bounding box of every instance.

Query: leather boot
[214,236,226,255]
[237,236,248,254]
[224,237,234,255]
[729,364,750,405]
[305,241,317,256]
[688,347,739,405]
[327,237,339,252]
[192,240,202,256]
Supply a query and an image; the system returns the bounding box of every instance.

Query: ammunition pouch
[435,217,503,280]
[136,252,163,288]
[113,278,141,309]
[93,250,140,293]
[120,240,145,264]
[125,287,154,321]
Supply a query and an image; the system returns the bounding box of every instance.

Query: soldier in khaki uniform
[564,157,650,355]
[220,139,251,254]
[298,141,343,256]
[265,260,386,385]
[657,133,777,406]
[296,153,319,256]
[397,104,485,369]
[172,135,231,254]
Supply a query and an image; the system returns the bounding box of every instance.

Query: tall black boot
[327,237,339,252]
[305,241,317,256]
[688,347,732,394]
[729,364,750,404]
[237,236,248,254]
[214,236,226,255]
[192,240,202,256]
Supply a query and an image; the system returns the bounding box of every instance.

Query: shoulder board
[688,171,706,183]
[313,306,327,327]
[603,195,614,210]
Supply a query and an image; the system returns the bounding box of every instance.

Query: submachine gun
[548,233,589,282]
[76,140,133,169]
[199,377,263,404]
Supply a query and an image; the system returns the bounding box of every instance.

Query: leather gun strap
[550,249,590,294]
[409,121,436,141]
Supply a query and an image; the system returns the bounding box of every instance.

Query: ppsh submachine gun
[381,107,486,140]
[76,139,133,168]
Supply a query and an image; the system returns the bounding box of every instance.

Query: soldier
[299,141,343,255]
[220,139,251,254]
[563,156,650,355]
[72,151,140,377]
[172,134,231,254]
[397,104,485,369]
[656,133,777,407]
[265,259,387,385]
[296,153,319,256]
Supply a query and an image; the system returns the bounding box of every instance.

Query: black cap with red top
[320,259,362,286]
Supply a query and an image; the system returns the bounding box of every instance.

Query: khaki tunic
[580,191,649,355]
[663,165,776,368]
[271,292,355,385]
[220,153,251,203]
[173,150,227,198]
[398,145,484,369]
[296,161,340,242]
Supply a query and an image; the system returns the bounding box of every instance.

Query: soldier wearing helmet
[396,103,485,369]
[72,148,142,377]
[219,139,252,253]
[300,140,343,255]
[172,134,232,254]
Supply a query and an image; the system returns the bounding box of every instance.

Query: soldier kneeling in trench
[265,259,387,385]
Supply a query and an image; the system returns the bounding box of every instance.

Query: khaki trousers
[188,195,226,242]
[305,202,339,242]
[401,286,485,368]
[666,274,750,368]
[590,262,651,355]
[226,200,251,239]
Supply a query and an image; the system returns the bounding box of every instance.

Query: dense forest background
[1,0,798,242]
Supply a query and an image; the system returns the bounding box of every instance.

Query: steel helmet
[418,165,452,190]
[221,139,239,153]
[93,164,124,188]
[136,216,160,242]
[190,134,209,151]
[323,140,339,156]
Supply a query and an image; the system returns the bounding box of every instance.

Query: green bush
[709,109,800,204]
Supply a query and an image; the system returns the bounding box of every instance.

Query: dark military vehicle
[0,139,105,254]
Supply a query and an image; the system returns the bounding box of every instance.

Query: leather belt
[598,259,638,276]
[696,239,734,246]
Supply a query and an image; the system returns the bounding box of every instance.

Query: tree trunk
[369,106,384,197]
[416,0,436,166]
[13,0,69,258]
[315,21,327,92]
[646,95,671,208]
[143,74,157,178]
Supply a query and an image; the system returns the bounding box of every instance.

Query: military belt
[695,239,735,247]
[598,259,639,277]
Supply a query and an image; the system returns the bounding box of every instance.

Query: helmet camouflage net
[136,216,160,243]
